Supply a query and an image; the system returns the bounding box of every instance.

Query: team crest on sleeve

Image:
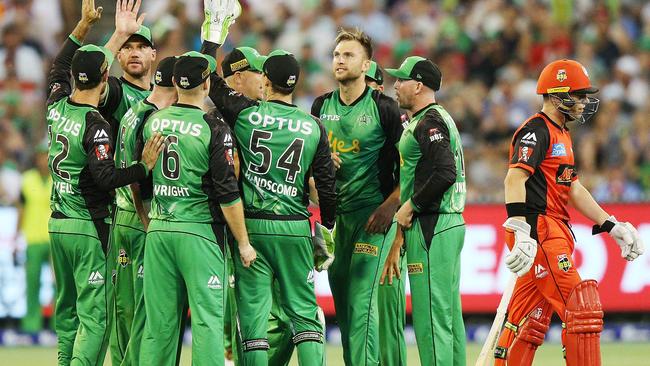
[557,254,572,272]
[518,146,533,162]
[95,144,111,160]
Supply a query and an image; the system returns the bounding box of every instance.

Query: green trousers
[140,220,227,366]
[405,214,466,366]
[234,218,324,366]
[378,236,407,366]
[225,254,295,366]
[108,209,146,366]
[327,205,392,366]
[49,217,112,366]
[21,242,54,333]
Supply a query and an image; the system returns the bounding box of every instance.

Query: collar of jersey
[172,102,202,110]
[336,85,370,107]
[120,76,153,92]
[411,102,437,120]
[268,99,296,108]
[67,98,97,109]
[539,111,568,132]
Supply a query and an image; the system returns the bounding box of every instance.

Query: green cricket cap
[365,60,384,85]
[173,51,217,90]
[71,44,114,86]
[125,25,154,48]
[221,47,267,78]
[386,56,442,91]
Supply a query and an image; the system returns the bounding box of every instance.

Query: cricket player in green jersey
[366,60,408,366]
[98,5,155,145]
[383,56,467,366]
[201,8,336,362]
[46,2,164,365]
[218,45,295,366]
[311,30,403,366]
[139,52,256,366]
[111,56,177,366]
[97,2,158,363]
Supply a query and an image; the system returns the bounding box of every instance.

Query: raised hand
[202,0,242,44]
[81,0,103,25]
[115,0,146,36]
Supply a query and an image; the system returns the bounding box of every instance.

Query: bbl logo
[556,69,567,82]
[557,254,572,272]
[118,249,130,268]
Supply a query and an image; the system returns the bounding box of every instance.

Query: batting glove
[597,216,645,261]
[202,0,242,44]
[503,218,537,277]
[313,222,335,271]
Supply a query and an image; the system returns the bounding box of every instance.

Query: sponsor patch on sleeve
[429,128,444,142]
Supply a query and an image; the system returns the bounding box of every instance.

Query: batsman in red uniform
[496,59,645,366]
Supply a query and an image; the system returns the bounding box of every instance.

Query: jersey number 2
[49,125,71,180]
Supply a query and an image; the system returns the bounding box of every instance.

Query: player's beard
[335,69,364,85]
[125,63,151,79]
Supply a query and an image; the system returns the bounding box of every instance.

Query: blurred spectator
[17,143,53,334]
[0,22,45,86]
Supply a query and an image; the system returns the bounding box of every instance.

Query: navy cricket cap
[71,44,113,86]
[173,51,217,90]
[154,56,176,87]
[262,49,300,92]
[221,47,266,78]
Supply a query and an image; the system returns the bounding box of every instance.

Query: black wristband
[505,202,528,217]
[592,219,615,235]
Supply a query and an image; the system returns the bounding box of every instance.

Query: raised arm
[47,0,103,105]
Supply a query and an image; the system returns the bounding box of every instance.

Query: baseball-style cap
[71,44,114,86]
[262,49,300,92]
[386,56,442,91]
[173,51,217,90]
[154,56,176,87]
[366,60,384,85]
[124,25,154,48]
[222,47,267,78]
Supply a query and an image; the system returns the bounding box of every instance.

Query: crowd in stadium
[0,0,649,208]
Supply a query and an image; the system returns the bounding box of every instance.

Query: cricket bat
[474,273,517,366]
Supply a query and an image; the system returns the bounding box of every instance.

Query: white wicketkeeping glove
[202,0,242,44]
[606,216,645,261]
[313,222,335,271]
[503,218,538,277]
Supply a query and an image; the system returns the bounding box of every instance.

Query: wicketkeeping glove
[202,0,242,44]
[595,216,645,261]
[313,222,335,271]
[503,218,538,277]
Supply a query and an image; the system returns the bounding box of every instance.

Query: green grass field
[1,342,648,365]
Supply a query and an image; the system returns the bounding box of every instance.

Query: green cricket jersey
[311,87,402,214]
[208,75,336,228]
[398,103,466,214]
[142,104,240,223]
[114,99,158,211]
[46,37,148,220]
[99,76,152,146]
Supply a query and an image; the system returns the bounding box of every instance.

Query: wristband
[139,161,149,177]
[505,202,528,217]
[592,219,615,235]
